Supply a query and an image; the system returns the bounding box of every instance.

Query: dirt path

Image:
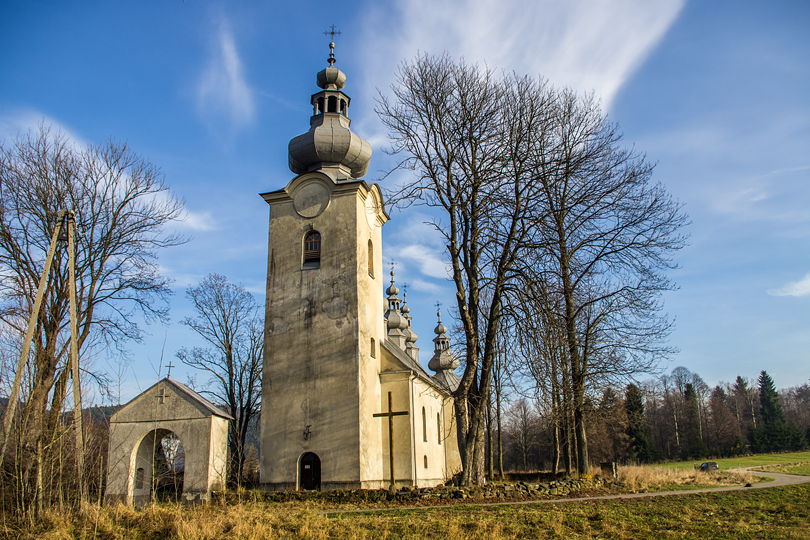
[322,470,810,515]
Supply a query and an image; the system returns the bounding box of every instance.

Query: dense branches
[378,56,554,484]
[0,125,184,514]
[498,368,808,471]
[379,54,686,480]
[177,273,262,486]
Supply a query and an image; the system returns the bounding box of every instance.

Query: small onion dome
[385,270,399,297]
[386,309,404,331]
[405,326,418,344]
[317,66,346,90]
[434,319,447,335]
[429,348,459,372]
[434,310,447,335]
[429,309,458,372]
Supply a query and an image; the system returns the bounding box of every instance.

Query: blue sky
[1,1,808,403]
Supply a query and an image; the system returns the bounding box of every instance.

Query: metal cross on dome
[323,25,341,66]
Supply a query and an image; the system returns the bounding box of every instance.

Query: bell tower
[259,36,389,490]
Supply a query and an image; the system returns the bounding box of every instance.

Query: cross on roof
[323,24,341,41]
[165,361,175,378]
[323,25,341,66]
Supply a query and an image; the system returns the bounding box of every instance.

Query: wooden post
[373,391,408,489]
[67,211,85,502]
[0,210,67,471]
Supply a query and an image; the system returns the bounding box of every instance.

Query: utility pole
[0,210,85,502]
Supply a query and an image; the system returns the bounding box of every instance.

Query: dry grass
[618,465,758,491]
[3,484,809,539]
[753,461,810,476]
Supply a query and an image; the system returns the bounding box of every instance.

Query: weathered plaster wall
[105,379,229,505]
[261,174,388,490]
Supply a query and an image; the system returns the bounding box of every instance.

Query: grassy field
[4,484,808,539]
[753,462,810,476]
[617,466,761,491]
[652,451,810,471]
[3,452,805,538]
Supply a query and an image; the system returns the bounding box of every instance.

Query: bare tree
[519,88,687,472]
[177,273,262,486]
[505,398,536,471]
[0,125,184,514]
[378,54,685,480]
[377,55,553,485]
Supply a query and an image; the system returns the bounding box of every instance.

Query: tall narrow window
[422,407,427,442]
[327,95,337,112]
[437,412,442,444]
[367,239,374,277]
[370,337,376,358]
[317,97,324,114]
[303,231,321,268]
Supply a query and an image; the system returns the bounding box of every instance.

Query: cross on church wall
[373,391,409,488]
[156,387,168,405]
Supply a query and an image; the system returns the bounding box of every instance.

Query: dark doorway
[299,452,321,491]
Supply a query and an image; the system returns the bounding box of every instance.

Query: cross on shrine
[156,387,169,405]
[373,391,409,489]
[165,361,175,378]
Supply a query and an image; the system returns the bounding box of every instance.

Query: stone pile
[219,477,607,505]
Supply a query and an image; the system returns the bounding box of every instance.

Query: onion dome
[288,40,371,180]
[402,290,418,344]
[385,269,407,333]
[434,318,447,336]
[428,309,459,372]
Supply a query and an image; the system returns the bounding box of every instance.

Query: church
[258,42,462,490]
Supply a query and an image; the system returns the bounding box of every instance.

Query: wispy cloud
[0,109,87,149]
[769,273,810,297]
[176,208,218,231]
[359,0,684,112]
[398,244,450,279]
[196,19,255,136]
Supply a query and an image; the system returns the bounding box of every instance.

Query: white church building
[259,43,462,491]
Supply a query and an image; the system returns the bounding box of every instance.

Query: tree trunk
[496,389,504,479]
[486,398,494,480]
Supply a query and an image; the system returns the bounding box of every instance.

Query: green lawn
[652,451,810,471]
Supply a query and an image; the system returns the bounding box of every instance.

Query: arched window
[303,230,321,268]
[317,97,324,114]
[422,407,427,442]
[327,95,337,113]
[340,99,347,114]
[370,337,376,358]
[437,412,442,444]
[367,239,374,277]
